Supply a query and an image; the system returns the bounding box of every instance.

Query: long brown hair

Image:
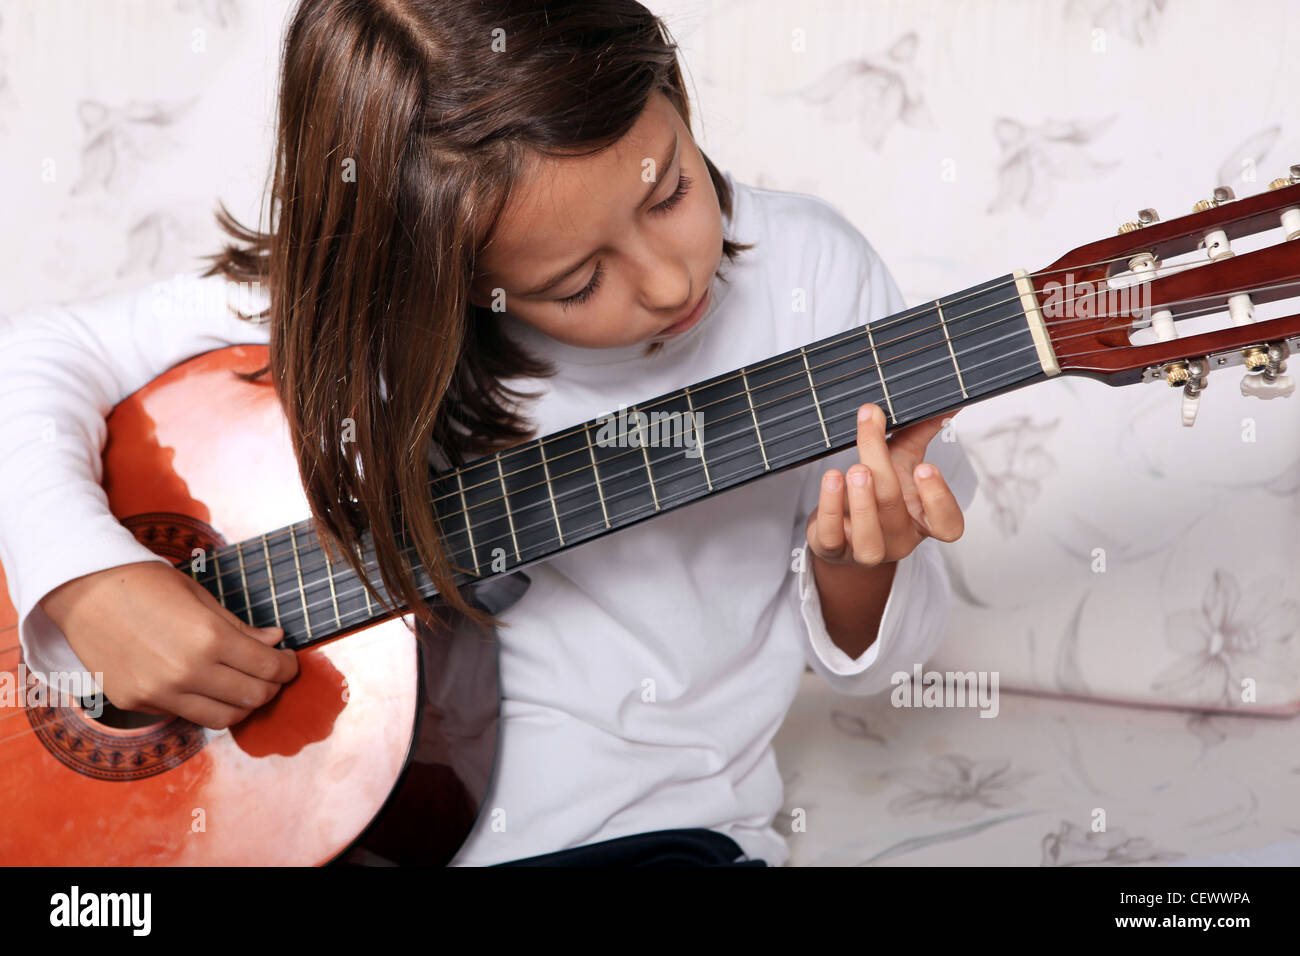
[201,0,752,633]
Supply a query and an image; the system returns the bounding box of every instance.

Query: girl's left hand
[805,403,965,567]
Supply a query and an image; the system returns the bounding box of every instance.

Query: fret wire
[862,322,897,424]
[682,385,712,491]
[234,543,254,626]
[321,542,343,628]
[260,534,282,628]
[935,299,969,400]
[210,550,225,606]
[633,407,661,512]
[455,468,481,575]
[798,346,831,448]
[287,524,313,642]
[495,455,521,562]
[738,368,770,471]
[583,424,612,529]
[537,438,566,547]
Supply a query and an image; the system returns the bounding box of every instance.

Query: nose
[631,242,693,315]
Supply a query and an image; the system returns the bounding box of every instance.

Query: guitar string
[182,272,1300,593]
[0,272,1295,659]
[0,275,1295,661]
[1,277,1291,670]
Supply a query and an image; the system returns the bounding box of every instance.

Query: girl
[0,0,976,866]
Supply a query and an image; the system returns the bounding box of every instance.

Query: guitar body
[0,346,502,865]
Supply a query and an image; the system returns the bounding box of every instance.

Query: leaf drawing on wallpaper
[1041,820,1183,866]
[938,547,996,609]
[790,32,932,151]
[884,754,1034,821]
[829,709,888,746]
[176,0,242,29]
[1215,126,1282,196]
[962,415,1059,537]
[116,212,193,279]
[1047,511,1175,566]
[855,812,1038,866]
[1055,592,1092,697]
[1152,569,1299,706]
[71,97,199,196]
[987,116,1119,216]
[1066,0,1168,47]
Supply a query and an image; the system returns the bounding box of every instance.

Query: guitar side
[0,345,497,865]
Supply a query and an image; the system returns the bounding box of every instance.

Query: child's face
[469,90,725,349]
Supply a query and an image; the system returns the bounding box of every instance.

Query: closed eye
[556,170,693,310]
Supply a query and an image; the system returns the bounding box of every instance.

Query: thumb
[239,620,286,647]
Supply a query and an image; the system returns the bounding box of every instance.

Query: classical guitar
[2,172,1299,865]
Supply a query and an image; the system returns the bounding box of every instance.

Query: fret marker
[934,301,969,400]
[495,455,522,563]
[633,408,662,511]
[739,369,771,470]
[584,425,613,529]
[537,439,566,546]
[683,386,713,491]
[287,524,313,642]
[260,535,283,629]
[863,323,897,424]
[455,468,481,576]
[1012,268,1060,376]
[799,346,831,448]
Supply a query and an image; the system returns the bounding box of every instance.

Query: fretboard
[186,272,1052,649]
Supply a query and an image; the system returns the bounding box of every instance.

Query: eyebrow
[517,130,681,297]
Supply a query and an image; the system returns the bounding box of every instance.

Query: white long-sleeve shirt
[0,171,976,866]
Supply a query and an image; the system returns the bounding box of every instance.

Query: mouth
[657,287,711,337]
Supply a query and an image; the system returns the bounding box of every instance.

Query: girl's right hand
[38,560,299,730]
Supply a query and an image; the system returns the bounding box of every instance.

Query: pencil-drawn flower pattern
[987,116,1119,216]
[962,416,1060,537]
[1065,0,1168,47]
[70,97,199,196]
[1152,569,1299,705]
[885,754,1034,820]
[1041,820,1184,865]
[792,32,932,150]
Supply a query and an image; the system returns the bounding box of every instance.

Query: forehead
[480,92,681,282]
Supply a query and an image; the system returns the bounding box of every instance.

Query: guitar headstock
[1030,165,1300,425]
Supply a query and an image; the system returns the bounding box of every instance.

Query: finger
[161,691,253,731]
[845,465,886,565]
[217,626,299,684]
[188,661,285,711]
[812,470,847,557]
[914,462,965,542]
[856,404,907,533]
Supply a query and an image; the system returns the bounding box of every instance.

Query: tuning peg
[1240,344,1296,400]
[1172,358,1209,427]
[1192,186,1235,212]
[1267,165,1300,240]
[1117,208,1160,234]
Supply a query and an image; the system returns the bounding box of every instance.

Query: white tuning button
[1267,166,1300,240]
[1240,373,1295,399]
[1181,390,1201,427]
[1228,293,1256,326]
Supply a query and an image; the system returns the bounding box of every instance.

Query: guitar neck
[187,270,1055,649]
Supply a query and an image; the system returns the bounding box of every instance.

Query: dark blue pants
[492,827,768,867]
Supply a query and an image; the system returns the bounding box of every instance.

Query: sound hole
[81,696,167,730]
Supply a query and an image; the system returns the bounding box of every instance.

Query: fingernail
[850,468,868,486]
[858,405,872,423]
[916,464,934,479]
[823,472,842,490]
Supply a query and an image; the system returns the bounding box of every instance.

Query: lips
[660,287,710,336]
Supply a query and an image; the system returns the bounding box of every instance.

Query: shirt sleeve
[0,271,271,685]
[789,228,980,696]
